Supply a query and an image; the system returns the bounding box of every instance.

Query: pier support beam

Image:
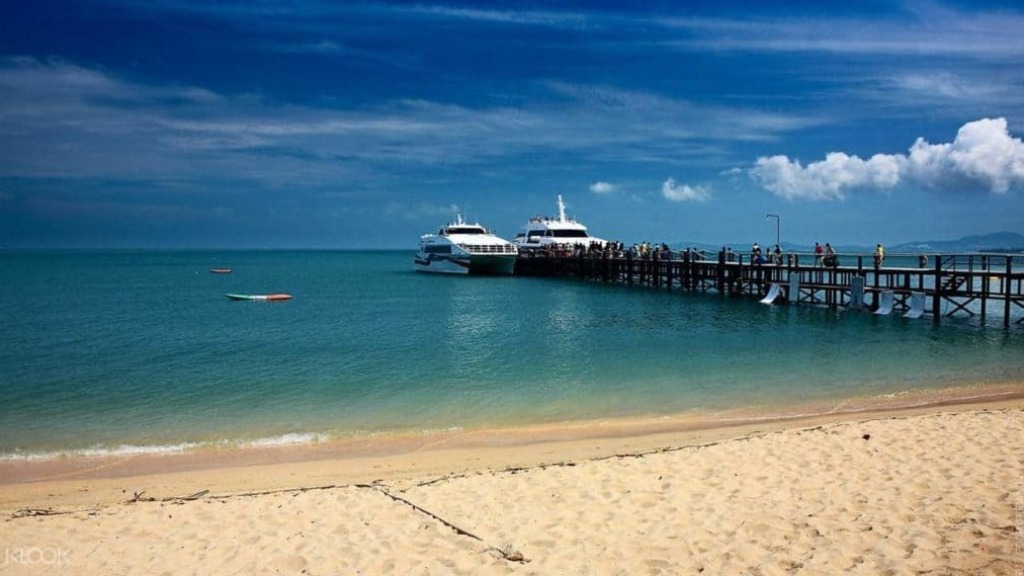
[1005,256,1013,328]
[849,276,865,310]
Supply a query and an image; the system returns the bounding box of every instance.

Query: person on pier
[824,243,838,268]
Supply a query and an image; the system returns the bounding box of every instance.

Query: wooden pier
[514,252,1024,328]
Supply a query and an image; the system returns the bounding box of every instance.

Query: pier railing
[514,251,1024,328]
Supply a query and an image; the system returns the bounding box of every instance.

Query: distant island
[889,232,1024,253]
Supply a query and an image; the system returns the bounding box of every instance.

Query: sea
[1,249,1021,461]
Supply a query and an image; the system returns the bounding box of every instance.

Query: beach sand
[2,397,1023,575]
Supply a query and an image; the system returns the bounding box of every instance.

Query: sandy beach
[2,395,1023,575]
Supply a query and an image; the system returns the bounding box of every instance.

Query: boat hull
[414,253,516,275]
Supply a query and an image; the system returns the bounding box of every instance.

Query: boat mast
[557,194,567,223]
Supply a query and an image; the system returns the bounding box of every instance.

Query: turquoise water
[1,250,1021,459]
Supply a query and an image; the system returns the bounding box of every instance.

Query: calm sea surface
[1,250,1021,459]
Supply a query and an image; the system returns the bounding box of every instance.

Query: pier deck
[514,252,1024,328]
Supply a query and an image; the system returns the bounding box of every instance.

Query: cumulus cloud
[589,181,615,194]
[750,118,1024,200]
[906,118,1024,193]
[750,152,902,200]
[661,178,709,202]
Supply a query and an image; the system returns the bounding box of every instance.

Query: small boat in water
[415,214,517,275]
[512,195,607,252]
[209,268,232,274]
[225,293,292,301]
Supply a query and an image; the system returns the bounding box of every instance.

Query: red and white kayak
[225,293,292,301]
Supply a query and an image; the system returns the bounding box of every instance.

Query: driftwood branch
[123,484,345,506]
[357,484,529,564]
[415,474,467,488]
[175,490,209,502]
[11,508,75,519]
[357,484,483,541]
[123,487,205,502]
[128,491,154,503]
[126,489,208,504]
[487,545,528,563]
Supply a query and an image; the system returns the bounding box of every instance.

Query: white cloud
[406,6,597,30]
[661,6,1024,58]
[661,178,709,202]
[864,71,1024,115]
[892,72,994,101]
[750,118,1024,200]
[0,58,814,187]
[589,181,615,194]
[750,152,901,200]
[87,3,1024,59]
[906,118,1024,194]
[547,81,814,144]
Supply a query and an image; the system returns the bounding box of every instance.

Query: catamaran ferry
[414,215,517,275]
[512,195,607,252]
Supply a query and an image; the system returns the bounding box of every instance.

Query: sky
[1,0,1023,249]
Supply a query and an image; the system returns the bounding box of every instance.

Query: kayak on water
[225,293,292,301]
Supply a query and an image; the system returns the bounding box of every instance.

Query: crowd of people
[520,241,709,261]
[520,240,891,268]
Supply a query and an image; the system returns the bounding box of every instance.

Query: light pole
[765,213,780,248]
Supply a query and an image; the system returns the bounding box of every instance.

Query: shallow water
[1,250,1021,458]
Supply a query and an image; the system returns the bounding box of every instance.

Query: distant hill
[891,232,1024,253]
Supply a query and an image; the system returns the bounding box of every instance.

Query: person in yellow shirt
[874,243,885,267]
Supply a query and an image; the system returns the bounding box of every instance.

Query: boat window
[423,245,452,254]
[446,227,485,235]
[552,230,589,238]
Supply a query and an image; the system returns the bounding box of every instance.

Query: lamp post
[765,213,780,248]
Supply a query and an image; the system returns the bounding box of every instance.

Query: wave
[0,432,330,462]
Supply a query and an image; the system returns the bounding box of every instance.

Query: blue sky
[1,1,1022,249]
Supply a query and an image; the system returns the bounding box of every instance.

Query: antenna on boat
[557,194,567,223]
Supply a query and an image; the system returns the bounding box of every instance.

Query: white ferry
[414,214,517,275]
[512,195,607,252]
